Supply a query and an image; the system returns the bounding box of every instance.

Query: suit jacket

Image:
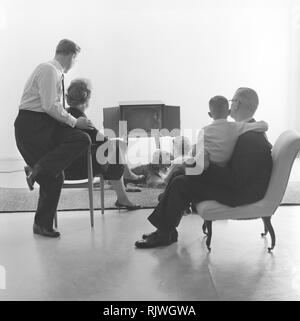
[202,127,273,207]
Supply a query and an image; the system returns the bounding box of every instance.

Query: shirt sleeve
[38,66,77,127]
[185,129,205,175]
[194,129,205,164]
[235,121,268,135]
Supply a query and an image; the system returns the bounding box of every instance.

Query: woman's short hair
[66,79,91,107]
[55,39,81,56]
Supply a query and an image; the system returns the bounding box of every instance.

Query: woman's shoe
[114,200,142,211]
[123,175,146,186]
[125,187,142,192]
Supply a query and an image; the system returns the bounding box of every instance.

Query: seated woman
[64,78,143,210]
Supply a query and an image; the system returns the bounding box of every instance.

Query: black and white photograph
[1,0,300,309]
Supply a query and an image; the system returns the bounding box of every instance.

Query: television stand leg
[154,134,160,149]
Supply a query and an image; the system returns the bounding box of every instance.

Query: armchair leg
[261,217,268,237]
[202,221,208,235]
[205,220,212,252]
[262,217,275,252]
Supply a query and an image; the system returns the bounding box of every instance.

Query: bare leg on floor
[117,139,144,180]
[110,179,137,206]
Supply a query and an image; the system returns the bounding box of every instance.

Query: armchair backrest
[264,130,300,212]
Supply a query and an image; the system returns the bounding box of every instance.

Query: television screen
[121,105,162,134]
[103,103,180,139]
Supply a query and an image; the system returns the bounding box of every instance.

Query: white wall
[0,0,297,159]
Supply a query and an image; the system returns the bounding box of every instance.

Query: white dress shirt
[183,118,268,176]
[19,59,77,127]
[201,119,268,166]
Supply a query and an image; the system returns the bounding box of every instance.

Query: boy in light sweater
[164,95,268,182]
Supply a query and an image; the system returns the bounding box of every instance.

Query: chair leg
[262,216,276,252]
[261,217,269,237]
[100,174,105,215]
[262,217,276,252]
[54,211,58,228]
[87,145,94,228]
[202,221,208,235]
[205,220,212,252]
[88,178,94,228]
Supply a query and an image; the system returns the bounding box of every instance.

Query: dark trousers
[148,172,234,232]
[14,110,91,229]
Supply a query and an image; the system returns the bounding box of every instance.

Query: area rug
[0,181,299,213]
[0,185,163,213]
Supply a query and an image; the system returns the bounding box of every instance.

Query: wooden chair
[196,130,300,252]
[54,144,105,228]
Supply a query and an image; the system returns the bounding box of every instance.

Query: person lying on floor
[130,136,191,188]
[130,149,173,187]
[64,78,144,210]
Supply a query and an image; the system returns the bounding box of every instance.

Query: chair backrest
[264,130,300,212]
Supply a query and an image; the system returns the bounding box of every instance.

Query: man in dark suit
[135,87,273,248]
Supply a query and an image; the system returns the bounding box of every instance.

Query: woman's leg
[116,139,144,180]
[102,163,137,205]
[109,179,137,206]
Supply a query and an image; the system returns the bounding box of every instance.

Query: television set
[103,101,180,139]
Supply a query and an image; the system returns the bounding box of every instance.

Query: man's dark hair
[55,39,81,55]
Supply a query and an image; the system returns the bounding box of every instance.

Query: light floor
[0,159,300,301]
[1,208,300,301]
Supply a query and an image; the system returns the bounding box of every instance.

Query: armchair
[196,131,300,252]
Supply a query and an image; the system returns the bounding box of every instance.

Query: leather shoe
[142,229,178,241]
[135,230,178,248]
[142,229,159,240]
[33,223,60,238]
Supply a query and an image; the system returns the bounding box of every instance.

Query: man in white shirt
[135,89,273,248]
[164,95,268,183]
[201,95,268,166]
[14,39,94,238]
